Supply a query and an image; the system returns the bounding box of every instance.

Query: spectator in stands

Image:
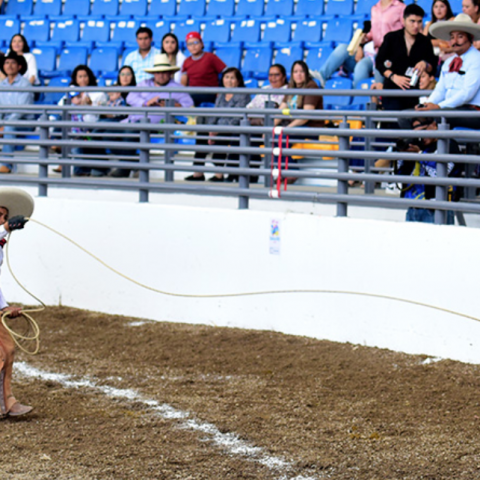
[375,4,437,111]
[396,117,462,224]
[462,0,480,48]
[275,61,324,130]
[412,13,480,130]
[311,0,406,88]
[8,34,39,86]
[0,52,33,174]
[161,33,186,84]
[186,67,250,183]
[181,32,226,106]
[109,54,194,178]
[123,27,160,83]
[424,0,456,62]
[100,67,136,122]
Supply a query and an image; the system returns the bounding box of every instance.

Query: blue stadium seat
[148,0,177,16]
[177,0,206,17]
[80,19,111,46]
[91,0,119,17]
[119,0,148,16]
[58,47,88,75]
[203,19,231,44]
[350,77,375,110]
[41,76,70,104]
[33,0,62,17]
[5,0,33,16]
[0,18,20,43]
[23,19,50,45]
[275,44,303,73]
[235,0,264,17]
[215,45,242,69]
[111,20,139,47]
[450,0,463,13]
[323,18,353,44]
[89,47,119,78]
[263,19,291,43]
[324,77,352,109]
[265,0,294,16]
[242,46,273,79]
[305,45,334,72]
[207,0,235,17]
[354,0,377,16]
[146,19,171,42]
[232,19,261,43]
[415,0,431,14]
[293,19,322,43]
[50,18,80,48]
[63,0,91,16]
[174,19,200,47]
[244,78,258,88]
[324,0,354,16]
[295,0,324,17]
[32,46,57,77]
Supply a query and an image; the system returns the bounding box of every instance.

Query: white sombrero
[144,53,180,73]
[430,13,480,41]
[0,188,34,218]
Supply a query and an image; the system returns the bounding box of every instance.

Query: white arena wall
[3,191,480,364]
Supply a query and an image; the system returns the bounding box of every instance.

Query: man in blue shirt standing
[414,13,480,129]
[0,52,33,174]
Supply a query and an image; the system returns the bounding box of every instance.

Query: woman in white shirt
[160,33,186,84]
[8,34,39,85]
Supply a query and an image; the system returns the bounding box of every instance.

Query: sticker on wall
[269,219,281,255]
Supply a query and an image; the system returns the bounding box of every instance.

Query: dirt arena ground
[1,306,480,479]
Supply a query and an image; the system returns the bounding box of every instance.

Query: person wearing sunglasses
[180,31,226,106]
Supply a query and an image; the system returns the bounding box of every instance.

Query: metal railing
[0,85,479,225]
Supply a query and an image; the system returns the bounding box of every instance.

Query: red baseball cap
[186,31,202,42]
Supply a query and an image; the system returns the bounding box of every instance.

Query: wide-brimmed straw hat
[430,13,480,41]
[0,188,34,218]
[144,53,180,73]
[0,52,28,76]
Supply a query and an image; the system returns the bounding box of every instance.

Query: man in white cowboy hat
[0,52,34,174]
[414,13,480,129]
[108,53,194,177]
[0,187,33,417]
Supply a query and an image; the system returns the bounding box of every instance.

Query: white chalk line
[15,362,321,480]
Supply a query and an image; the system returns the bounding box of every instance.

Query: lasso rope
[3,216,480,355]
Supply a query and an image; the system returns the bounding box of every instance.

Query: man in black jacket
[376,3,437,111]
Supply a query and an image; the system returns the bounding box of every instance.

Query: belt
[466,105,480,111]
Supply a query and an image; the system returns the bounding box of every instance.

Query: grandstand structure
[0,0,465,107]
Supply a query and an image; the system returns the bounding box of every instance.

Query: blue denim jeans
[319,43,382,88]
[406,208,455,224]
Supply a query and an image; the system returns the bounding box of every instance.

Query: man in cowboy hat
[414,13,480,130]
[0,52,34,174]
[0,187,32,417]
[109,54,194,177]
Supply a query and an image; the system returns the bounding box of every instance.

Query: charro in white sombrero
[0,188,34,219]
[430,13,480,41]
[144,53,180,73]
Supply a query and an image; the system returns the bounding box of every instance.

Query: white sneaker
[309,69,325,88]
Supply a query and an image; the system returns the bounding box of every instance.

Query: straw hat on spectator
[144,54,180,73]
[0,188,34,218]
[430,13,480,41]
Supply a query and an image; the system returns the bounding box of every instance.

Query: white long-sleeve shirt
[428,46,480,109]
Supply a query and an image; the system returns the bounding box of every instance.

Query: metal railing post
[139,113,150,203]
[336,121,350,217]
[434,122,449,225]
[263,100,275,188]
[364,102,376,194]
[61,98,71,178]
[38,113,49,197]
[164,97,174,182]
[238,117,250,210]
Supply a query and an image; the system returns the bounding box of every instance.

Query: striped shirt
[123,47,161,83]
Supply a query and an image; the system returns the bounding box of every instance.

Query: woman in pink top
[311,0,405,88]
